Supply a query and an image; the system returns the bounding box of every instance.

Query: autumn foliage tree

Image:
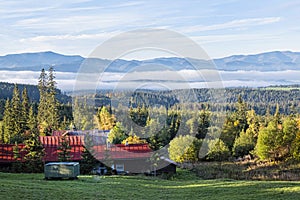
[95,106,116,130]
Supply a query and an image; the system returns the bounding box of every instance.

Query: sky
[1,0,300,59]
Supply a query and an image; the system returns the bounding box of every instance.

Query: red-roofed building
[0,135,177,174]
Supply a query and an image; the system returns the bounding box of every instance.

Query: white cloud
[20,32,120,42]
[107,1,145,9]
[191,33,280,45]
[181,17,281,33]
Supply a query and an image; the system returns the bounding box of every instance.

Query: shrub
[168,135,201,163]
[207,139,230,161]
[232,130,255,157]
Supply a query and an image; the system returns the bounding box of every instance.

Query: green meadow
[1,170,300,200]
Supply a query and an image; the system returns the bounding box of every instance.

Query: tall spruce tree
[47,66,59,132]
[37,68,48,135]
[37,67,60,135]
[221,97,249,150]
[3,99,13,143]
[28,105,38,134]
[10,84,23,143]
[21,87,30,134]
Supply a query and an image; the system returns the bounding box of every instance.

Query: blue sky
[1,0,300,59]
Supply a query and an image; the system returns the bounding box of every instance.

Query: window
[116,164,124,172]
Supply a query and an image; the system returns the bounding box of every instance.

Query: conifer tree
[221,97,249,150]
[21,87,30,134]
[197,109,211,139]
[81,133,99,174]
[23,129,45,172]
[3,99,13,143]
[73,97,94,130]
[236,95,248,132]
[0,121,4,143]
[232,109,259,157]
[108,122,127,144]
[255,106,289,160]
[1,86,42,168]
[273,104,281,125]
[47,66,59,131]
[282,115,297,155]
[37,67,60,135]
[255,121,281,160]
[28,105,38,134]
[58,135,72,161]
[10,84,23,143]
[37,68,48,135]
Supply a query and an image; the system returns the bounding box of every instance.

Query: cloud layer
[1,69,300,91]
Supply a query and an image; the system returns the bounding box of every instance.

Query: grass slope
[0,170,300,200]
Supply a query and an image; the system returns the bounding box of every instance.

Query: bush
[207,139,230,161]
[169,135,201,163]
[232,131,255,158]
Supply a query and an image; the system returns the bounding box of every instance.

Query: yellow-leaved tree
[95,106,116,130]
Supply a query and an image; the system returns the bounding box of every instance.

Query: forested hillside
[1,81,299,121]
[113,87,300,115]
[0,82,71,103]
[0,82,71,119]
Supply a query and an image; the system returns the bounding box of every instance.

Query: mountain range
[1,51,300,73]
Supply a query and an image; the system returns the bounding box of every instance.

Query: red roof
[92,144,152,160]
[0,136,152,163]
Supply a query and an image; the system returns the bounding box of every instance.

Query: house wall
[112,158,177,174]
[113,158,150,174]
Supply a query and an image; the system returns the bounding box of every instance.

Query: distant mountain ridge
[0,51,84,72]
[214,51,300,71]
[1,51,300,72]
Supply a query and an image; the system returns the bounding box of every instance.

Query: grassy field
[264,87,300,91]
[1,170,300,200]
